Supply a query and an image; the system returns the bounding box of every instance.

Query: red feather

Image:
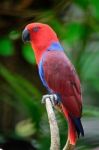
[43,51,82,117]
[42,51,82,144]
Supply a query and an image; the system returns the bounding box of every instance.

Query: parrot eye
[33,26,39,32]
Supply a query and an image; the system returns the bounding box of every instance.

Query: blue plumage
[38,57,49,90]
[47,42,64,51]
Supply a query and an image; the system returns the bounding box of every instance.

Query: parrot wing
[39,50,82,118]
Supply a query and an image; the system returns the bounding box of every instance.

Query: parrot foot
[42,94,61,107]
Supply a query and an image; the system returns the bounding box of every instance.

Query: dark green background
[0,0,99,149]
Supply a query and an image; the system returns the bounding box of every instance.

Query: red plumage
[43,51,82,117]
[42,51,82,144]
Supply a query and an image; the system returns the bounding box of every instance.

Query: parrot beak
[22,29,30,42]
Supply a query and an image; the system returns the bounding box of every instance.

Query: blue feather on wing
[38,56,52,92]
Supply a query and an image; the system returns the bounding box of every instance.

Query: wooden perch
[44,97,76,150]
[45,97,60,150]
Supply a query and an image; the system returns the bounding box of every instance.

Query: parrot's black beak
[22,29,30,42]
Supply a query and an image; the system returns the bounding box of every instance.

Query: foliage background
[0,0,99,149]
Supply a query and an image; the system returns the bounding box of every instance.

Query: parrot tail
[62,105,84,145]
[72,117,84,138]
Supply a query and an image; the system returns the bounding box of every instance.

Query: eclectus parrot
[22,23,84,145]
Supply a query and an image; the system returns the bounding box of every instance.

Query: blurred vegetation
[0,0,99,150]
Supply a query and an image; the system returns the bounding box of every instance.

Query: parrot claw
[42,94,61,107]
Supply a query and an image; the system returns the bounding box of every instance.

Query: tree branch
[44,97,60,150]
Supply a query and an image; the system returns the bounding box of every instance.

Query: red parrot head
[22,23,58,63]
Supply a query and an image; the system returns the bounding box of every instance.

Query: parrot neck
[31,39,63,64]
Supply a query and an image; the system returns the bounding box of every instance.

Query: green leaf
[90,0,99,20]
[15,119,36,137]
[22,44,36,64]
[83,106,99,117]
[80,51,99,80]
[65,23,85,44]
[0,38,14,56]
[75,0,89,9]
